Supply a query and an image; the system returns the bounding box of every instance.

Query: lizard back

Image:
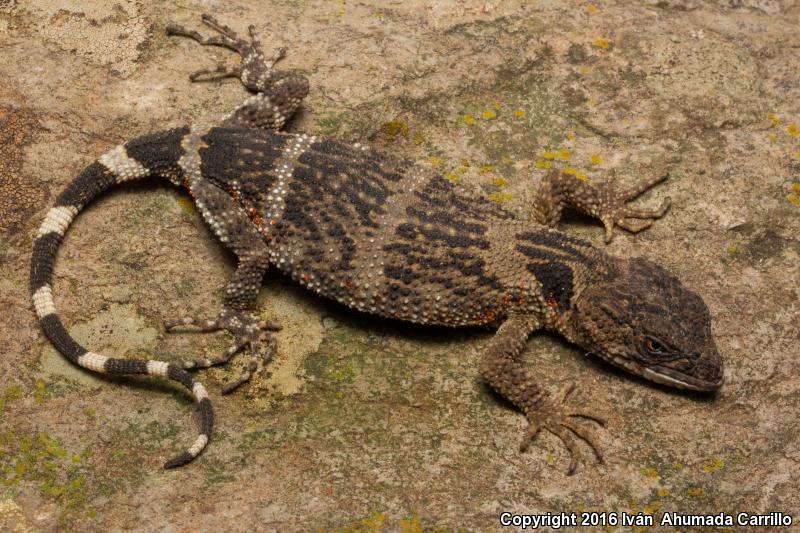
[196,127,536,326]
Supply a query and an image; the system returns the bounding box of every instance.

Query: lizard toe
[164,309,281,390]
[559,420,605,465]
[519,421,542,452]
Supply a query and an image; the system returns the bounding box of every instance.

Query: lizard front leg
[164,177,279,393]
[167,14,309,131]
[532,168,671,243]
[480,316,606,474]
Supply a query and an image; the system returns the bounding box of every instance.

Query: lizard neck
[487,220,617,337]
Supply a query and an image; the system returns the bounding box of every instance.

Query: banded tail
[30,126,214,468]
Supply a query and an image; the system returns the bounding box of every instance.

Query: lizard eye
[643,336,670,357]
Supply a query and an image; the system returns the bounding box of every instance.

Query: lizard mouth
[643,365,723,392]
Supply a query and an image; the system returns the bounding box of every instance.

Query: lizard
[29,14,724,473]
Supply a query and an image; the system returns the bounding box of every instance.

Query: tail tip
[163,451,194,469]
[162,433,209,469]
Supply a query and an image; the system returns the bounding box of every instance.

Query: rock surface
[1,1,799,530]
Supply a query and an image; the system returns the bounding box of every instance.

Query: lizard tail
[30,126,213,469]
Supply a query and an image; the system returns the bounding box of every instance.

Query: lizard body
[30,15,723,472]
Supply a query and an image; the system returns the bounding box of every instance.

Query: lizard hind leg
[164,177,281,393]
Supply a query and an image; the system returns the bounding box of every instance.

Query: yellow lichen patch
[380,119,409,141]
[767,113,781,127]
[479,165,494,174]
[428,156,443,166]
[768,133,777,142]
[593,38,611,49]
[703,458,725,473]
[788,194,800,206]
[562,167,589,181]
[787,123,799,137]
[535,159,553,169]
[726,244,741,254]
[34,379,48,404]
[399,516,423,533]
[642,467,659,478]
[586,4,598,13]
[514,109,526,118]
[659,487,670,498]
[792,183,800,193]
[492,101,502,110]
[488,192,514,203]
[566,132,576,141]
[540,149,570,161]
[412,132,425,145]
[590,154,603,165]
[444,172,461,184]
[176,196,196,214]
[482,110,497,120]
[794,151,800,159]
[463,114,475,125]
[493,177,508,187]
[687,488,706,497]
[361,511,388,530]
[501,156,514,165]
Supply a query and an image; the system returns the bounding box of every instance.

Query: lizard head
[571,257,723,391]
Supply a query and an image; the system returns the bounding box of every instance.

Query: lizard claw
[519,422,542,452]
[599,172,671,243]
[167,14,288,92]
[520,383,606,475]
[164,310,281,393]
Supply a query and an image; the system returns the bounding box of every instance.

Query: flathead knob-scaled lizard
[30,15,724,474]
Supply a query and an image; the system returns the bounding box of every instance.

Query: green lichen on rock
[0,385,22,414]
[0,430,92,523]
[379,119,409,141]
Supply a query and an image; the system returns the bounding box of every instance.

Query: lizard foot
[166,14,286,91]
[595,171,671,243]
[164,310,281,394]
[520,383,606,475]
